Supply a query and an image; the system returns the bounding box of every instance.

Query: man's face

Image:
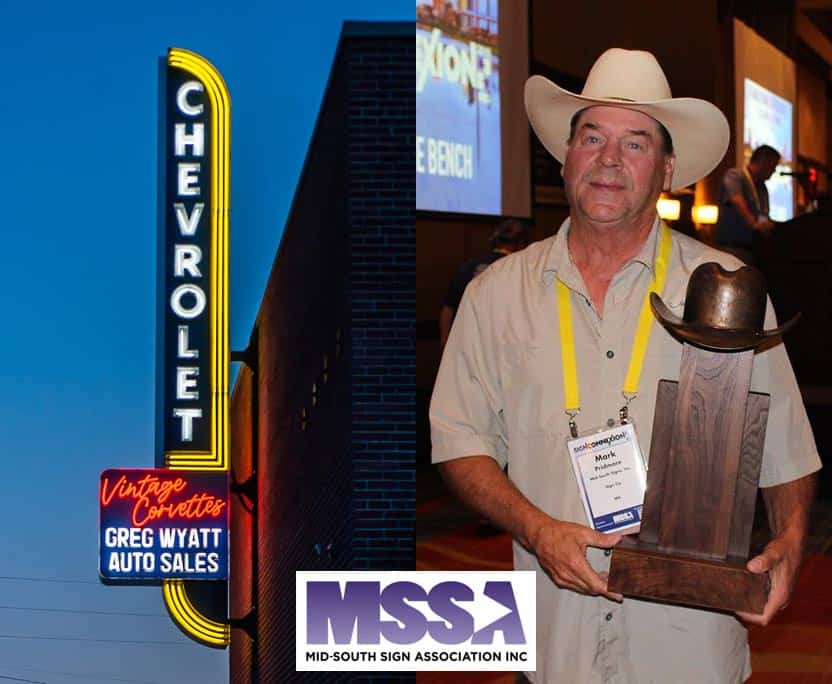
[562,106,675,226]
[760,156,779,181]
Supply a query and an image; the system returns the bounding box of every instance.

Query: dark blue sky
[0,2,411,682]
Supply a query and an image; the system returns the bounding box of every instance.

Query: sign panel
[160,66,212,455]
[157,50,229,469]
[99,468,229,581]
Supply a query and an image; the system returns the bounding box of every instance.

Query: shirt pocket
[499,338,561,436]
[507,429,585,521]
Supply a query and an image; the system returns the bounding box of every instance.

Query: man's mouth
[589,181,626,190]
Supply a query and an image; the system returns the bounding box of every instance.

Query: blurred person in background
[715,144,781,263]
[439,218,530,348]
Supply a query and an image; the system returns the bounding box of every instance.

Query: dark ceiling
[806,8,832,41]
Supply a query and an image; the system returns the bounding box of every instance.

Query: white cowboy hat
[524,48,730,191]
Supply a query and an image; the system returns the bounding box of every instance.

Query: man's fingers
[548,551,602,595]
[549,566,591,595]
[598,571,623,602]
[569,554,611,596]
[536,520,625,600]
[736,584,778,624]
[747,542,785,574]
[738,541,796,625]
[746,554,768,574]
[736,609,764,625]
[587,531,622,549]
[737,590,783,626]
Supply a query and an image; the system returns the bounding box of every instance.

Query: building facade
[229,21,415,683]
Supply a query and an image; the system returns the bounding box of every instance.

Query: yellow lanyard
[557,223,672,436]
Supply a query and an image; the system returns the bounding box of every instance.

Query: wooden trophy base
[608,537,769,613]
[607,347,771,615]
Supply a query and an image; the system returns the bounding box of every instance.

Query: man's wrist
[772,525,806,552]
[522,509,552,554]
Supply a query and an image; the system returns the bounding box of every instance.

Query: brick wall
[346,30,415,573]
[230,32,352,682]
[230,367,255,682]
[229,22,414,683]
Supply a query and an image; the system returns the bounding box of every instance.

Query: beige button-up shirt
[430,218,821,684]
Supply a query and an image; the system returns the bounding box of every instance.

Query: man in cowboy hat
[430,48,820,682]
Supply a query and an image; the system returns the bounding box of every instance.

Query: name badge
[567,423,647,534]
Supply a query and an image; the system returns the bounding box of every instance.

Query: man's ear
[662,154,676,191]
[560,146,571,179]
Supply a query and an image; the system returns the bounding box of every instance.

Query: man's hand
[736,534,802,626]
[530,518,623,601]
[736,474,817,626]
[438,455,624,602]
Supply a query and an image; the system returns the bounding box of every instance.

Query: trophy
[608,263,799,613]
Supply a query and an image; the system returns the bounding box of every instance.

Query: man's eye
[627,141,644,151]
[586,135,600,144]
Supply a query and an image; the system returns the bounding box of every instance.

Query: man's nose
[599,139,622,167]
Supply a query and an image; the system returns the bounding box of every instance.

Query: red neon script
[100,473,226,527]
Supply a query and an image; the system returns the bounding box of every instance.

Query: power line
[0,576,98,586]
[0,605,166,619]
[0,675,46,684]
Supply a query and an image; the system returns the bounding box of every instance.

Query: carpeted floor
[416,471,832,683]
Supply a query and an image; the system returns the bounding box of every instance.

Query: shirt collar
[542,216,662,286]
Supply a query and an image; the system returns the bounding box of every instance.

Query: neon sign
[96,48,230,648]
[99,469,228,581]
[100,471,226,527]
[157,48,229,471]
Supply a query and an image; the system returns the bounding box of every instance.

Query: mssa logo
[296,571,536,672]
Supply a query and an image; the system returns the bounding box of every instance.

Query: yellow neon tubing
[163,48,231,650]
[163,580,230,648]
[166,47,230,471]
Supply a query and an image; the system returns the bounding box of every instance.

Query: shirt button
[606,350,614,359]
[605,612,613,621]
[604,549,612,556]
[606,418,615,428]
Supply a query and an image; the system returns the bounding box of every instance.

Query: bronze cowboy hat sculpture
[650,262,800,351]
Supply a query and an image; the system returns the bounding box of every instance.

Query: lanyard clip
[566,409,580,438]
[620,393,636,425]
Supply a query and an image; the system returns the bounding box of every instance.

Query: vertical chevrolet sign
[157,48,230,648]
